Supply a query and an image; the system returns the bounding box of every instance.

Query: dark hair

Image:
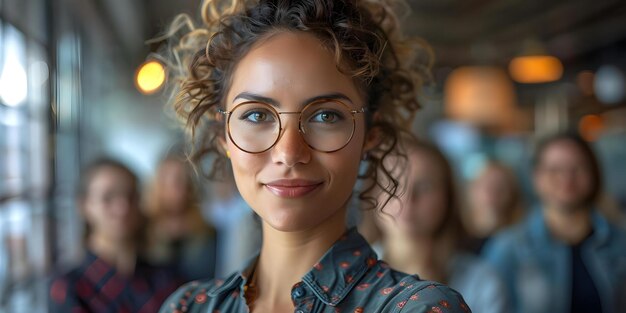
[76,158,143,243]
[77,158,138,199]
[158,0,432,210]
[532,132,602,206]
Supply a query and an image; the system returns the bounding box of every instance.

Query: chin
[554,201,587,212]
[260,205,321,232]
[259,196,347,233]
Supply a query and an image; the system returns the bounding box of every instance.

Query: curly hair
[155,0,433,211]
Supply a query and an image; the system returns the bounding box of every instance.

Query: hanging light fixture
[508,39,563,84]
[578,114,604,141]
[445,66,520,131]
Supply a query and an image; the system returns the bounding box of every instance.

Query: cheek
[84,202,106,227]
[228,148,264,190]
[414,192,447,222]
[322,141,363,191]
[535,174,552,194]
[578,172,594,189]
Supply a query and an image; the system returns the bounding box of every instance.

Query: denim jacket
[159,228,471,313]
[483,209,626,313]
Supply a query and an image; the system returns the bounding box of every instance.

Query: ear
[362,126,382,153]
[214,110,228,154]
[217,134,230,158]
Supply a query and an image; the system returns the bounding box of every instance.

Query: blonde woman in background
[362,140,508,313]
[144,153,217,281]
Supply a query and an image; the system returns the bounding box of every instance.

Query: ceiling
[403,0,626,68]
[93,0,626,74]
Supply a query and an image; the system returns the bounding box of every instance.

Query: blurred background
[1,0,625,312]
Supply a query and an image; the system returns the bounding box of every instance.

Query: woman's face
[223,32,371,232]
[83,166,142,242]
[377,150,448,238]
[534,139,595,211]
[158,160,190,213]
[469,165,513,230]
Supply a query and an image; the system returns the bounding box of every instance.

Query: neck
[158,215,190,239]
[88,234,137,275]
[544,204,593,245]
[253,208,347,310]
[383,234,450,283]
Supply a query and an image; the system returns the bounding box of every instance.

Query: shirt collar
[529,206,611,247]
[301,227,378,305]
[207,227,378,306]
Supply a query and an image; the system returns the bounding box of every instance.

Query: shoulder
[448,254,509,313]
[353,263,471,312]
[48,266,86,310]
[450,253,503,286]
[607,221,626,246]
[49,265,85,293]
[482,218,531,259]
[159,279,214,313]
[598,220,626,262]
[393,276,471,313]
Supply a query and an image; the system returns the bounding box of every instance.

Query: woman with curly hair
[157,0,470,312]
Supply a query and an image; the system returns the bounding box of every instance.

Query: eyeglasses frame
[218,98,367,154]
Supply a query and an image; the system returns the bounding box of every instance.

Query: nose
[271,118,311,167]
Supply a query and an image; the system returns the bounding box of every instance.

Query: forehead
[89,167,135,192]
[226,31,362,107]
[540,139,588,164]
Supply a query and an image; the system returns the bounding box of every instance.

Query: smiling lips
[264,179,323,198]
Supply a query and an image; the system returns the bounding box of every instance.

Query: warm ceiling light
[445,66,518,130]
[508,55,563,84]
[578,114,604,141]
[135,60,166,95]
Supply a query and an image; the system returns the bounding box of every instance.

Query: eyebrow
[232,92,355,108]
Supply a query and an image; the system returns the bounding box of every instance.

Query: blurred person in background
[464,161,525,253]
[206,177,261,277]
[361,140,508,313]
[483,132,626,313]
[48,158,181,313]
[144,153,217,281]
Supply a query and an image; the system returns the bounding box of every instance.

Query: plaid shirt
[160,228,471,313]
[49,251,183,313]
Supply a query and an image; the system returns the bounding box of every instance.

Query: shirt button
[291,286,305,299]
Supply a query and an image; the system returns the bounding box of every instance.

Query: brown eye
[309,110,343,124]
[240,109,275,123]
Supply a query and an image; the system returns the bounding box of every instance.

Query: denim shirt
[448,253,509,313]
[159,228,471,313]
[483,209,626,313]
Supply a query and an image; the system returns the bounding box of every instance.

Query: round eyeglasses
[218,99,367,154]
